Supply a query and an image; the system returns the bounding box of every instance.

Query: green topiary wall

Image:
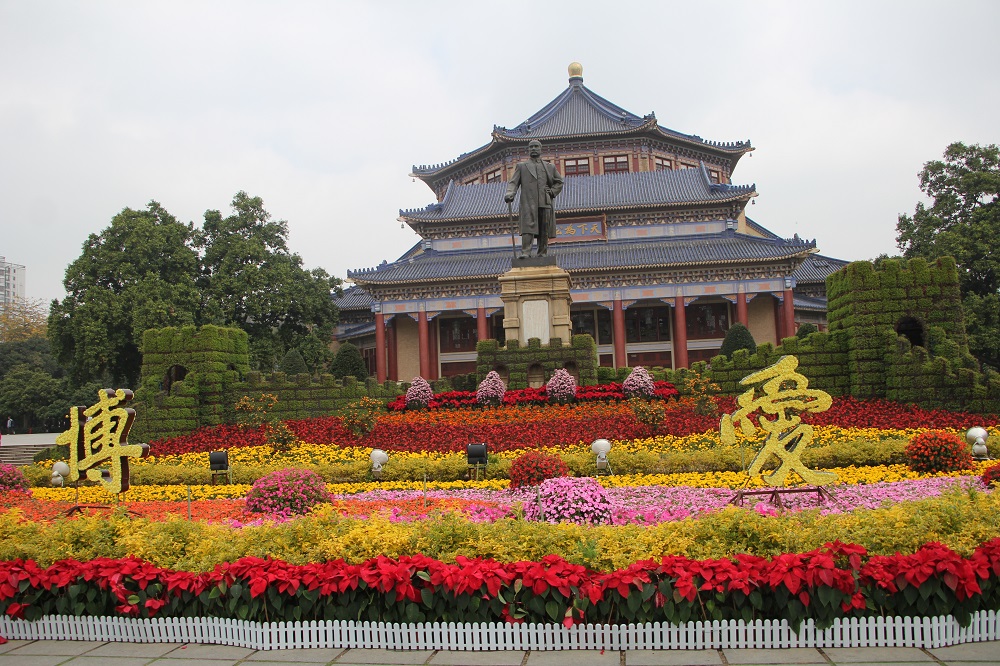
[134,325,403,441]
[475,335,598,389]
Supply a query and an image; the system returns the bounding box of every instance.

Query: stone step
[0,444,54,466]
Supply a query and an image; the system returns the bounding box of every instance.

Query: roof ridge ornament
[568,61,583,83]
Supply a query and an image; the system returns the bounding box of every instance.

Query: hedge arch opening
[563,361,580,384]
[492,364,509,384]
[163,365,188,394]
[896,316,926,350]
[527,363,545,389]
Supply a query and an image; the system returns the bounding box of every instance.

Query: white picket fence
[0,612,997,651]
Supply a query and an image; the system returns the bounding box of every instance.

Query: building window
[564,158,590,176]
[441,361,478,377]
[439,316,477,352]
[571,307,613,345]
[653,156,672,171]
[678,162,697,170]
[464,175,479,185]
[708,169,722,184]
[485,168,503,183]
[687,303,730,339]
[603,155,629,173]
[491,313,506,346]
[627,351,673,368]
[624,305,672,343]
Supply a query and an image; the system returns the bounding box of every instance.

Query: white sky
[1,0,997,305]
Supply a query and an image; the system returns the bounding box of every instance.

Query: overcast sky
[1,0,997,305]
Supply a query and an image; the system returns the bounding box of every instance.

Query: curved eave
[580,246,817,274]
[411,140,497,177]
[349,242,817,286]
[399,189,758,226]
[411,123,753,181]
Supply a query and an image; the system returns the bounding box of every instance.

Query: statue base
[498,263,573,346]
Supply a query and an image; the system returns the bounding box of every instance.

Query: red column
[374,312,386,383]
[477,306,489,341]
[429,319,439,380]
[673,295,689,369]
[774,296,784,344]
[387,318,398,381]
[736,293,748,326]
[783,287,796,339]
[418,311,430,379]
[612,299,626,368]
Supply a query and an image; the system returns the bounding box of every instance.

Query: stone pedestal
[498,261,573,346]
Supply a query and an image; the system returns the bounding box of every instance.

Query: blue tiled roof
[334,286,375,310]
[412,79,751,176]
[401,167,755,222]
[793,254,849,284]
[348,232,816,284]
[793,294,829,312]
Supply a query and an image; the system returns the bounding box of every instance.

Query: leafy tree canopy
[48,202,201,387]
[0,336,62,381]
[896,142,1000,368]
[196,192,342,371]
[0,298,48,343]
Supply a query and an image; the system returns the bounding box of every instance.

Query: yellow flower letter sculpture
[720,355,838,487]
[55,388,149,494]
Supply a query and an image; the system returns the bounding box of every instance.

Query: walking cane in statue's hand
[507,200,518,258]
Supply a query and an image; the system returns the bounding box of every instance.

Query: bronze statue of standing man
[504,139,563,258]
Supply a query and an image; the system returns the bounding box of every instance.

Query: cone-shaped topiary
[476,370,507,406]
[719,323,757,358]
[405,376,434,409]
[795,323,819,339]
[331,342,368,380]
[278,348,309,375]
[546,368,577,403]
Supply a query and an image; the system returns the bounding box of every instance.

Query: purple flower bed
[328,476,985,525]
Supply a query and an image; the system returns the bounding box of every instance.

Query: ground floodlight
[467,443,488,466]
[370,449,389,479]
[53,462,70,477]
[591,438,612,472]
[967,427,990,460]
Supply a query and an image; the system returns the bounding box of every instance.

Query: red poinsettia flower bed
[1,539,998,628]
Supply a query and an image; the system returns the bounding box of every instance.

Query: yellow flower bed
[32,460,992,504]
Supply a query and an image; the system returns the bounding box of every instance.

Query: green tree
[331,342,368,380]
[718,323,757,359]
[278,349,309,375]
[0,365,64,432]
[196,192,341,371]
[896,142,1000,368]
[0,336,62,381]
[796,323,818,339]
[48,202,201,387]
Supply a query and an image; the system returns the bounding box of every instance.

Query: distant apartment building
[0,257,26,306]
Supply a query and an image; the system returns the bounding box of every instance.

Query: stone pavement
[0,640,996,665]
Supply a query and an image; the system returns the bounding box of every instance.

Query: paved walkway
[0,433,58,447]
[0,640,996,665]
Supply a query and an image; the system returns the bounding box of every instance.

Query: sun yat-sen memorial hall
[339,63,846,382]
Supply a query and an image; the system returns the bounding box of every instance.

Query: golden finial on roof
[568,62,583,79]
